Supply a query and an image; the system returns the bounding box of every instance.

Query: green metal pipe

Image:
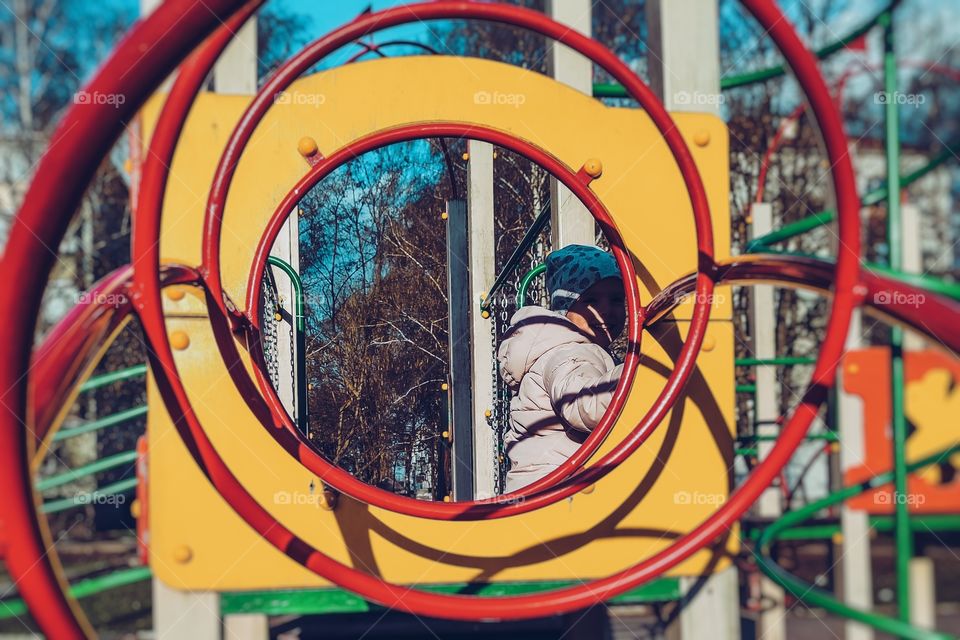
[756,444,960,640]
[266,255,309,437]
[53,405,148,442]
[866,264,960,301]
[739,432,839,443]
[481,200,551,312]
[516,263,546,308]
[266,256,305,333]
[879,8,913,627]
[0,566,152,620]
[593,3,890,98]
[863,140,960,207]
[746,136,959,252]
[736,356,816,366]
[41,477,138,514]
[36,450,138,491]
[79,364,147,392]
[745,211,835,253]
[745,514,960,542]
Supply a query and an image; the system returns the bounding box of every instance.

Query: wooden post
[224,613,270,640]
[446,199,474,500]
[838,314,875,640]
[676,569,741,640]
[901,203,936,625]
[212,20,257,94]
[646,0,722,116]
[901,202,924,351]
[152,577,220,639]
[467,141,497,498]
[750,203,786,640]
[909,556,936,630]
[269,219,303,434]
[546,0,594,248]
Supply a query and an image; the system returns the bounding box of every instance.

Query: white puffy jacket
[496,306,623,492]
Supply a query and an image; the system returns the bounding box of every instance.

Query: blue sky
[273,0,449,70]
[78,1,953,87]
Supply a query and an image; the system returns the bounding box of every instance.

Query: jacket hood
[497,305,591,388]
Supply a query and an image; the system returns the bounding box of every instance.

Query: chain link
[488,205,552,494]
[259,271,283,392]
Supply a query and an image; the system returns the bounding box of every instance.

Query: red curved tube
[196,0,715,517]
[31,264,199,448]
[1,0,866,631]
[0,1,251,637]
[130,0,856,622]
[755,104,805,203]
[645,254,960,355]
[240,121,652,519]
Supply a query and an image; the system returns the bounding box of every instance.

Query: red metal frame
[129,0,855,621]
[198,0,716,518]
[30,264,198,448]
[135,435,149,566]
[645,254,960,355]
[755,104,805,204]
[0,0,873,634]
[240,122,654,517]
[0,1,252,636]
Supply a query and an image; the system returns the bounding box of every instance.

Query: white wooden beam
[909,556,937,630]
[153,578,220,640]
[677,568,741,640]
[547,0,594,248]
[467,141,497,498]
[213,19,258,95]
[749,203,786,640]
[647,4,738,636]
[646,0,722,115]
[838,309,876,640]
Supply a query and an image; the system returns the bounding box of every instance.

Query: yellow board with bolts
[143,56,736,590]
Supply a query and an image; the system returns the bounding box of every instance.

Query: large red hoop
[0,0,864,635]
[128,0,851,620]
[238,121,655,519]
[195,0,717,514]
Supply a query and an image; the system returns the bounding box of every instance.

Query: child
[497,244,626,492]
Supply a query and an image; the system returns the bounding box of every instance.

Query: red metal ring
[199,0,715,517]
[134,0,859,620]
[241,121,651,518]
[0,1,256,637]
[0,0,865,632]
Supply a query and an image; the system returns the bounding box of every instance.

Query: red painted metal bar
[132,0,857,622]
[197,0,714,517]
[0,0,866,631]
[755,104,805,203]
[645,254,960,355]
[240,122,654,518]
[31,264,198,449]
[0,1,250,637]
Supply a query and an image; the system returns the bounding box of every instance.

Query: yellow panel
[141,56,731,319]
[145,56,736,590]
